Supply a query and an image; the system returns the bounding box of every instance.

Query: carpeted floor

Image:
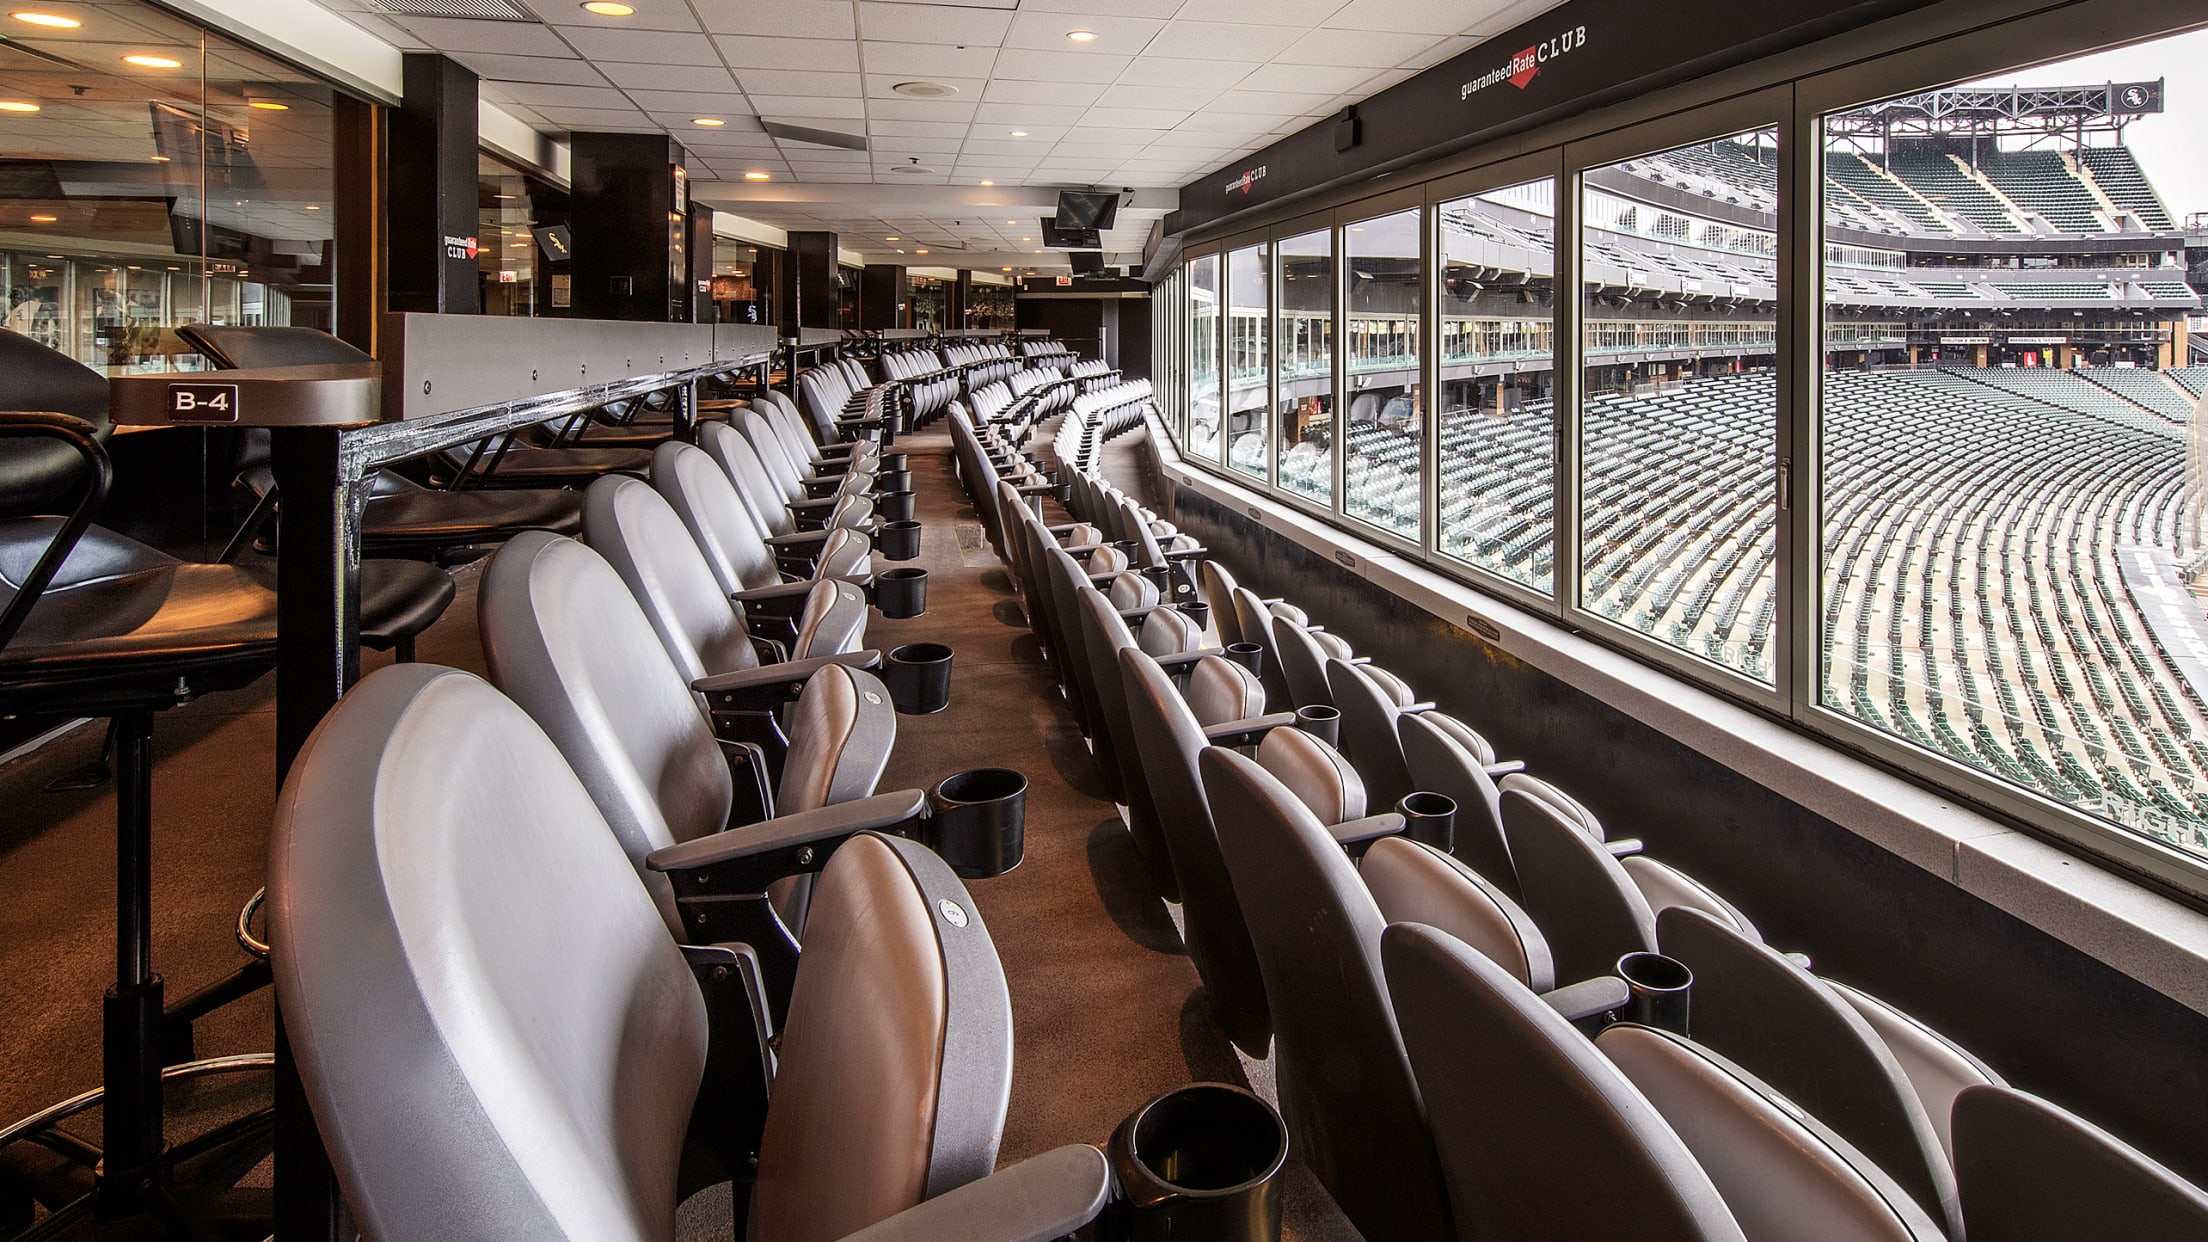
[0,419,1359,1240]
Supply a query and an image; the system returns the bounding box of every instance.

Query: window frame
[1268,205,1344,525]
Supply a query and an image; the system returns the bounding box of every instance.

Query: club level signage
[443,234,479,261]
[1460,23,1590,99]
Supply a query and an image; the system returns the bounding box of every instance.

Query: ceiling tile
[715,36,863,72]
[703,0,857,39]
[735,69,864,97]
[747,94,868,120]
[1234,61,1374,93]
[1174,0,1348,21]
[448,52,606,86]
[1001,10,1164,51]
[1280,27,1441,67]
[866,97,979,121]
[864,74,987,99]
[1151,19,1304,61]
[1324,0,1493,35]
[870,119,973,138]
[859,41,999,79]
[855,2,1015,44]
[559,27,725,65]
[1116,56,1261,89]
[385,16,571,55]
[973,101,1088,126]
[981,79,1105,107]
[1095,83,1219,111]
[551,0,699,30]
[1081,106,1192,130]
[487,81,630,108]
[533,105,658,129]
[992,50,1133,84]
[1016,0,1182,15]
[598,62,742,91]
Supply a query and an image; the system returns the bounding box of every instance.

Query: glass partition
[1225,242,1269,480]
[1578,129,1780,683]
[1189,252,1221,462]
[1276,227,1333,505]
[480,153,568,316]
[1437,179,1556,593]
[1343,207,1422,539]
[1,6,338,371]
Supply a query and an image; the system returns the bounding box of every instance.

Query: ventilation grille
[761,120,868,152]
[370,0,536,20]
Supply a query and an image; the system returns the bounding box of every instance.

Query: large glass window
[1438,179,1556,593]
[1189,252,1221,462]
[1820,27,2208,862]
[1276,228,1333,505]
[480,153,567,316]
[1578,129,1781,683]
[1344,207,1423,540]
[1225,242,1269,481]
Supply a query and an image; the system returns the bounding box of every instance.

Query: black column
[859,264,906,329]
[387,54,479,315]
[688,209,717,324]
[331,95,384,352]
[780,230,840,330]
[950,269,973,329]
[569,133,695,321]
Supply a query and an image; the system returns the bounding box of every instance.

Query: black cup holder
[879,520,923,561]
[1397,791,1457,852]
[876,489,917,524]
[878,451,909,474]
[1223,642,1264,676]
[1138,564,1173,594]
[874,568,929,619]
[875,468,913,494]
[882,641,952,713]
[1293,705,1340,748]
[1616,951,1693,1036]
[1177,600,1211,634]
[1107,1083,1287,1242]
[926,767,1027,878]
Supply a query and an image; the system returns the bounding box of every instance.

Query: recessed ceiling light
[890,164,935,174]
[149,154,168,161]
[885,236,899,241]
[29,214,56,222]
[1067,29,1097,42]
[123,54,181,68]
[580,1,634,14]
[1020,236,1030,242]
[914,248,928,254]
[743,171,770,180]
[0,100,38,112]
[11,11,77,28]
[1009,130,1027,137]
[304,204,320,210]
[1001,266,1012,272]
[891,81,958,98]
[495,193,515,200]
[979,179,994,186]
[692,117,724,127]
[248,100,288,110]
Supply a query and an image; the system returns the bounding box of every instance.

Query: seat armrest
[732,580,824,609]
[835,1145,1111,1242]
[1540,975,1631,1025]
[1328,812,1406,846]
[1152,649,1208,672]
[647,789,930,883]
[693,650,884,701]
[788,495,843,515]
[1161,543,1207,563]
[1398,701,1436,715]
[1483,760,1527,777]
[1202,711,1299,749]
[1603,838,1644,858]
[765,529,836,549]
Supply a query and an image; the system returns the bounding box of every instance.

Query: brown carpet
[0,427,1359,1239]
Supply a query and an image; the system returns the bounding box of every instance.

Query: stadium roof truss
[1826,80,2165,141]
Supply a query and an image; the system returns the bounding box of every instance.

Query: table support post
[268,425,359,1241]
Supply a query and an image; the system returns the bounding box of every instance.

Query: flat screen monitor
[1041,221,1100,248]
[1070,250,1106,275]
[1054,190,1121,231]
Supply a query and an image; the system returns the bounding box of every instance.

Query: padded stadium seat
[1657,907,1965,1236]
[270,662,1112,1242]
[653,442,872,609]
[1384,922,1946,1242]
[1951,1085,2208,1242]
[480,531,894,949]
[700,422,875,568]
[1197,744,1445,1239]
[1398,710,1526,897]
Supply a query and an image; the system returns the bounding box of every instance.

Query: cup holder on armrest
[924,767,1026,878]
[873,568,928,619]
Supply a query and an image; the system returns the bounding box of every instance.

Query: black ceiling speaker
[1334,106,1362,153]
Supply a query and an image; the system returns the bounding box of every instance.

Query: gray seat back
[1326,656,1416,811]
[1952,1085,2208,1242]
[652,441,781,594]
[700,420,796,537]
[1075,587,1173,895]
[1120,649,1271,1055]
[1229,586,1292,706]
[1382,922,1746,1242]
[583,475,760,684]
[1600,1024,1948,1241]
[271,663,707,1241]
[481,532,730,933]
[1199,559,1244,646]
[1183,653,1264,727]
[1824,979,2005,1164]
[1657,907,1962,1237]
[1362,838,1554,991]
[1253,725,1366,824]
[1198,745,1451,1240]
[1268,609,1336,710]
[1500,783,1657,984]
[1397,711,1517,899]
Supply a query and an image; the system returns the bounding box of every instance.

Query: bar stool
[0,409,280,1236]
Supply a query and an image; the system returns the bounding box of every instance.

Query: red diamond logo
[1508,47,1539,90]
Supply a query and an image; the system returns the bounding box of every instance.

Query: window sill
[1156,430,2208,1018]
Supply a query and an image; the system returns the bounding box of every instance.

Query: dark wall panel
[1171,482,2208,1185]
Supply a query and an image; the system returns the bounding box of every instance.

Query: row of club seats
[798,343,1042,446]
[260,377,1185,1239]
[952,358,1124,446]
[963,395,2208,1241]
[1050,381,1155,475]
